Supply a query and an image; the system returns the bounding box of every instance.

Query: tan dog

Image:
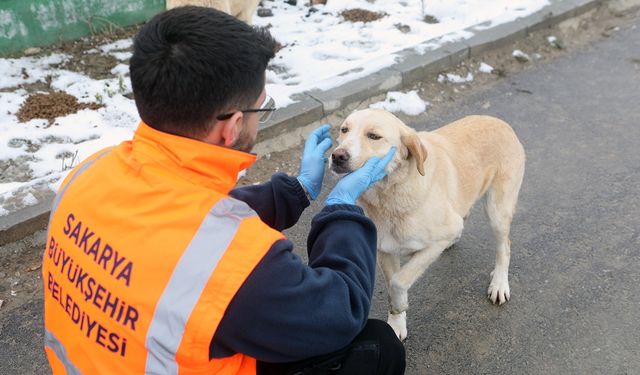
[330,109,525,340]
[167,0,260,24]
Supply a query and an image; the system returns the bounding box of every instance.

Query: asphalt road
[290,19,640,375]
[403,20,640,374]
[2,16,639,375]
[405,23,640,374]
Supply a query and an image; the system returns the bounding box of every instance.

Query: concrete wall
[0,0,164,54]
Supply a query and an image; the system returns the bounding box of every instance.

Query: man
[42,6,404,375]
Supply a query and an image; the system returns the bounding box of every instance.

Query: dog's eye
[340,127,349,134]
[367,133,382,140]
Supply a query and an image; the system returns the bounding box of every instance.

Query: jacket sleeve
[210,204,378,362]
[230,172,309,231]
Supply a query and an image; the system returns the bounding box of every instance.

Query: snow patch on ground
[21,192,38,206]
[98,38,133,53]
[0,53,69,90]
[438,72,474,83]
[370,90,428,116]
[513,49,531,61]
[479,62,494,73]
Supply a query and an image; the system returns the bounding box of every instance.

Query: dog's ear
[401,133,427,176]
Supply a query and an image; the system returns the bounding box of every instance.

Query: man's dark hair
[130,6,276,138]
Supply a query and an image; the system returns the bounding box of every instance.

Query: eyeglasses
[216,95,276,124]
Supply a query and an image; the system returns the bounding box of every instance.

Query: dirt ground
[16,92,102,124]
[0,231,46,315]
[1,3,638,319]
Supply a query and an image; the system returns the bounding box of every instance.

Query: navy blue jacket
[209,173,378,362]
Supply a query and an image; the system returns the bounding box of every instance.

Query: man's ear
[400,132,427,176]
[220,112,244,147]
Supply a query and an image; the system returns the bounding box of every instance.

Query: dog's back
[423,115,525,216]
[167,0,260,24]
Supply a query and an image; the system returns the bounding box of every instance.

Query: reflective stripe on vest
[44,149,111,374]
[45,330,82,375]
[145,197,256,374]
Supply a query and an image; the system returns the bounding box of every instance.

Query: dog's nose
[331,149,350,164]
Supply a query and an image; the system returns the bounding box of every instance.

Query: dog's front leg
[378,252,406,339]
[378,251,401,304]
[387,240,450,341]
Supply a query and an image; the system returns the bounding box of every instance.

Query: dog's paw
[387,311,408,341]
[487,270,510,305]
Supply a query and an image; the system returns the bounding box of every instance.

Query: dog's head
[330,108,427,177]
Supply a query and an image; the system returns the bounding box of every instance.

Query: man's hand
[325,147,396,206]
[297,124,333,200]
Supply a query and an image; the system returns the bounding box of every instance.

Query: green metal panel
[0,0,165,54]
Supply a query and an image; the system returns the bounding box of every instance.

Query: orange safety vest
[42,122,284,374]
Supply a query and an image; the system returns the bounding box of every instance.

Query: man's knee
[359,319,405,374]
[258,319,406,375]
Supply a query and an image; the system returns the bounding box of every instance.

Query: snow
[111,51,133,61]
[513,49,531,61]
[479,62,494,73]
[98,38,133,53]
[0,53,68,90]
[21,192,38,206]
[370,90,428,116]
[0,0,550,206]
[110,63,130,76]
[438,72,474,83]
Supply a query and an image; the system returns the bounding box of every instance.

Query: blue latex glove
[325,147,396,206]
[297,124,333,200]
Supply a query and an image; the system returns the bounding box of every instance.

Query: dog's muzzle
[330,148,351,174]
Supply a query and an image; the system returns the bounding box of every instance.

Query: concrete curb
[0,0,605,245]
[0,191,53,246]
